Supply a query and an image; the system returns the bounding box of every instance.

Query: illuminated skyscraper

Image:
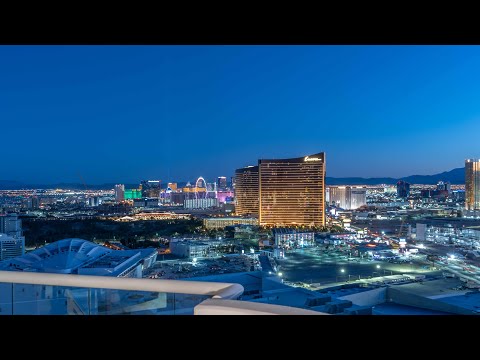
[124,188,142,200]
[396,180,410,198]
[328,186,347,208]
[0,213,24,260]
[465,159,480,210]
[350,187,367,209]
[141,180,161,197]
[436,181,451,194]
[217,176,227,191]
[0,213,22,238]
[259,152,325,227]
[114,184,125,203]
[328,186,366,210]
[235,166,259,216]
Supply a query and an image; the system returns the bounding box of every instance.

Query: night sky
[2,45,480,184]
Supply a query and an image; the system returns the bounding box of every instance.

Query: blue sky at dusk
[2,45,480,184]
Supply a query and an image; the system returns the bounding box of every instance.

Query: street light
[278,272,283,277]
[337,268,346,282]
[376,264,381,269]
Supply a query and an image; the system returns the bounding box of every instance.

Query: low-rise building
[184,198,218,209]
[169,240,211,259]
[204,217,258,229]
[272,228,315,249]
[0,233,25,260]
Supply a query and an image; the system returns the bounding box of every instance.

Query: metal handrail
[0,270,244,299]
[194,299,326,315]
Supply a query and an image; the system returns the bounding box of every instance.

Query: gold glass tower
[465,159,480,210]
[259,152,325,227]
[234,166,259,216]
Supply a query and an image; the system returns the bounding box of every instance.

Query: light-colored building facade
[169,240,211,259]
[328,186,366,210]
[203,217,259,229]
[465,159,480,210]
[259,153,325,227]
[184,198,219,209]
[0,213,22,239]
[114,184,125,203]
[328,186,348,208]
[350,188,367,209]
[273,228,315,248]
[0,214,25,260]
[0,233,25,260]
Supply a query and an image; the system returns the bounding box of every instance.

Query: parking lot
[144,255,258,280]
[418,242,480,285]
[276,246,437,285]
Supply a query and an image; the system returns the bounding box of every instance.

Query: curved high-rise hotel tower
[235,166,259,217]
[465,159,480,210]
[258,152,325,227]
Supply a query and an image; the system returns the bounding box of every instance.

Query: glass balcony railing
[0,283,212,315]
[0,270,326,315]
[0,270,242,315]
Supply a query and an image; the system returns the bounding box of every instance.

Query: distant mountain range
[325,167,465,185]
[0,167,466,190]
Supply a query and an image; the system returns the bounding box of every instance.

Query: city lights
[3,45,480,317]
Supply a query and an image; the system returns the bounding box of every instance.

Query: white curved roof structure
[0,238,111,274]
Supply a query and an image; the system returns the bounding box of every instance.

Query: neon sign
[304,156,321,162]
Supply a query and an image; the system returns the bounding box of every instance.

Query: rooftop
[436,292,480,313]
[373,302,452,315]
[272,228,315,235]
[0,238,110,273]
[391,278,468,298]
[0,239,156,277]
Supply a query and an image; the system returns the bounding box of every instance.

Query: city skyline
[3,45,480,183]
[0,158,467,188]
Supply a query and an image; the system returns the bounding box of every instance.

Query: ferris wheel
[195,176,217,199]
[195,176,207,199]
